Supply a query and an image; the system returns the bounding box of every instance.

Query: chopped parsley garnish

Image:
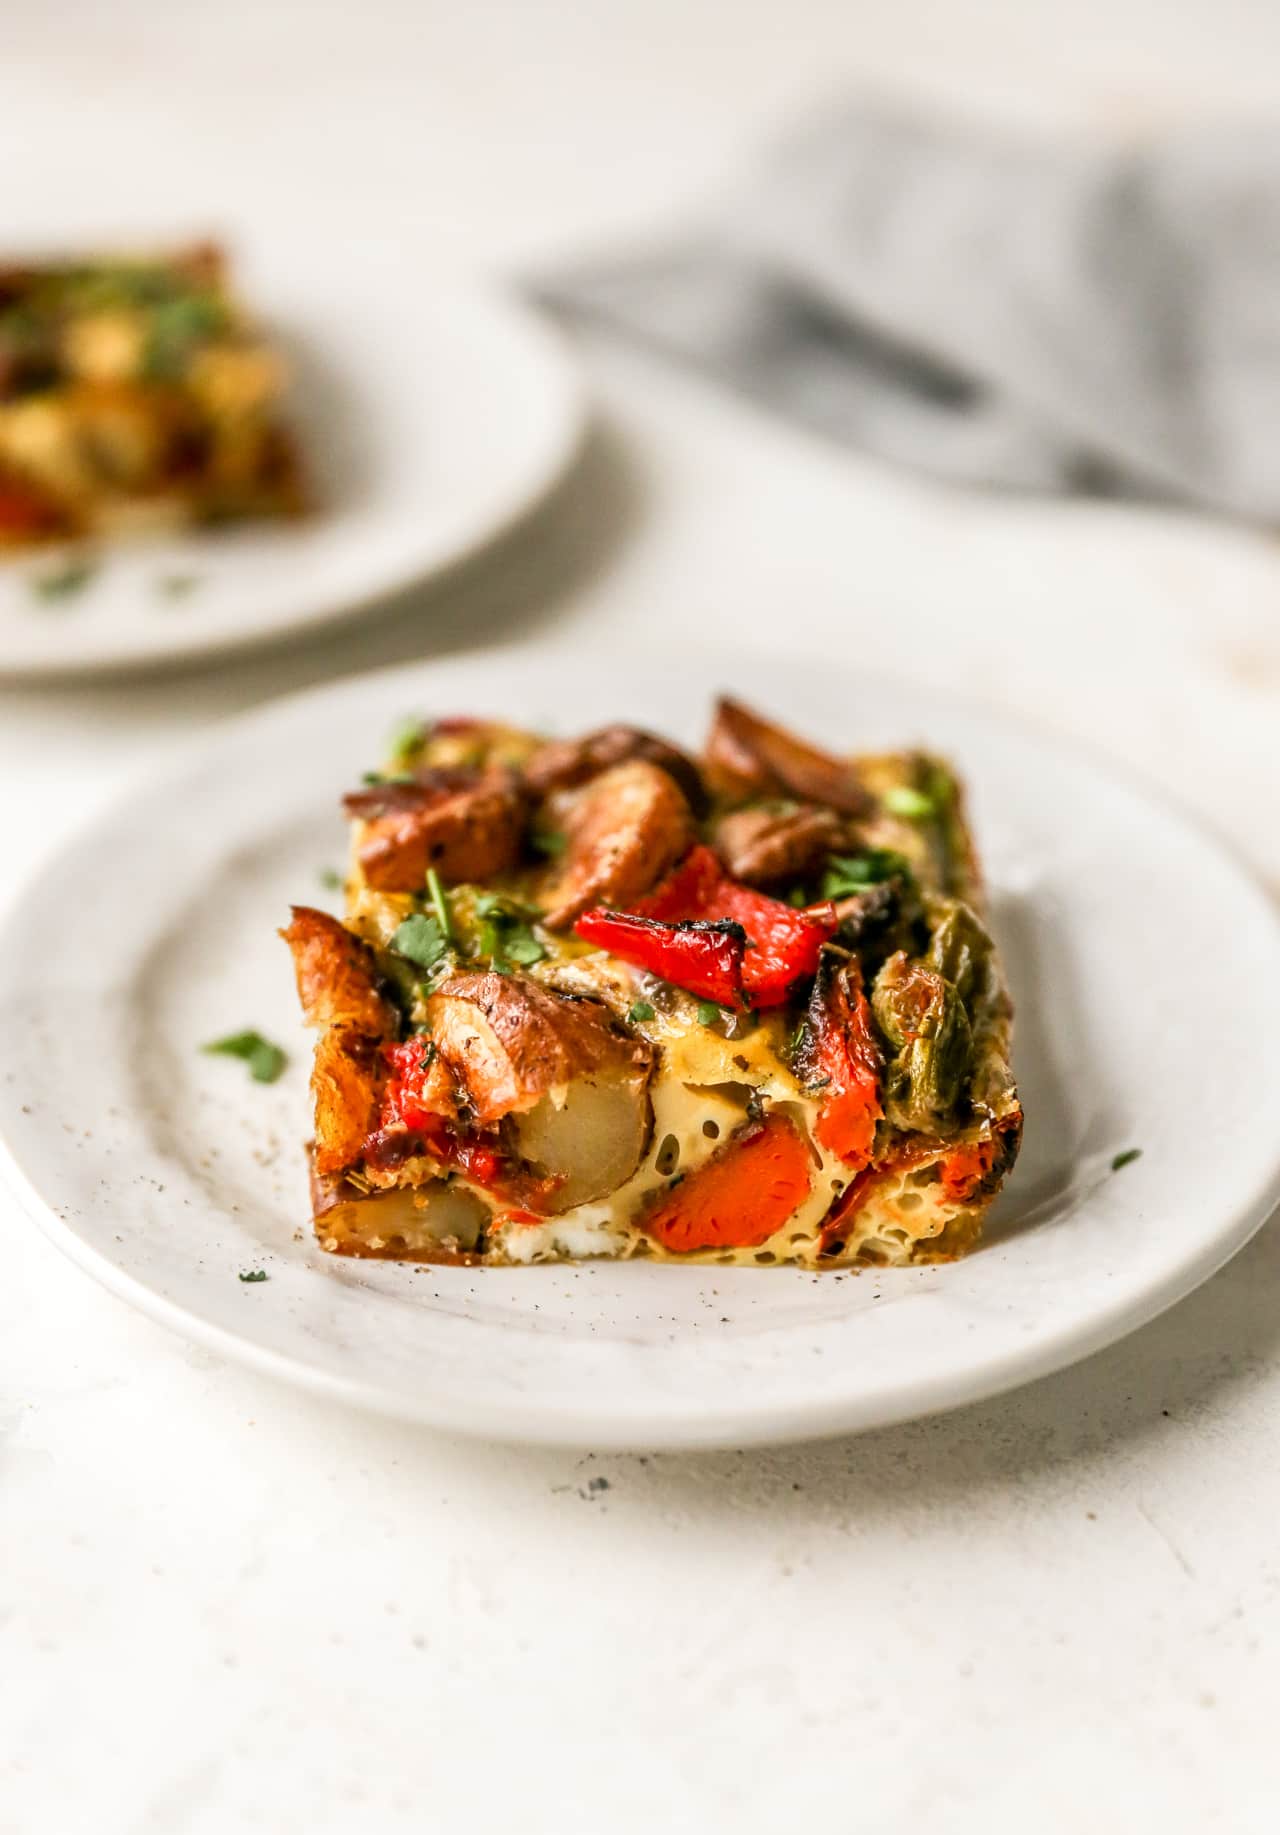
[238,1269,268,1283]
[531,829,567,858]
[30,557,96,601]
[360,770,416,787]
[202,1030,287,1084]
[628,1000,656,1024]
[142,293,228,379]
[883,785,936,821]
[387,716,429,765]
[697,1001,725,1028]
[821,849,913,899]
[503,928,549,966]
[1111,1148,1143,1172]
[389,912,449,970]
[318,867,344,891]
[156,572,201,599]
[473,892,547,972]
[427,868,454,944]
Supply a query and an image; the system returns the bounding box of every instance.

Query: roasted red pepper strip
[573,906,747,1006]
[796,959,883,1167]
[633,844,837,1007]
[938,1138,997,1202]
[642,1113,813,1253]
[382,1038,457,1133]
[379,1040,561,1204]
[380,1041,504,1186]
[939,1110,1024,1202]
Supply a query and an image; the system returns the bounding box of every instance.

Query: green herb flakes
[426,868,454,944]
[697,1001,724,1028]
[531,829,567,858]
[238,1269,268,1284]
[628,1000,656,1024]
[389,913,448,970]
[142,293,228,379]
[30,557,96,602]
[202,1030,287,1084]
[387,716,429,764]
[473,892,547,971]
[502,928,549,967]
[821,849,912,900]
[318,867,344,892]
[883,785,936,821]
[1111,1148,1143,1173]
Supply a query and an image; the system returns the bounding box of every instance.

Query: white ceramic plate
[0,245,582,678]
[1,644,1277,1449]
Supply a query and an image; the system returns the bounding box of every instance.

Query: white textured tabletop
[3,5,1280,1831]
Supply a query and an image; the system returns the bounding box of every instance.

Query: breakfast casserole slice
[0,242,305,547]
[282,700,1022,1269]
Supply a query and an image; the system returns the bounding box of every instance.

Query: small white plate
[0,644,1277,1449]
[0,246,583,678]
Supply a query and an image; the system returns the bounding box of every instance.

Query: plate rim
[0,276,586,682]
[1,639,1278,1449]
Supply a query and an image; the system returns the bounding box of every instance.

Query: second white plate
[0,643,1277,1447]
[0,241,583,677]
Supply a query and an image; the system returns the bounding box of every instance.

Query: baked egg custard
[283,700,1021,1269]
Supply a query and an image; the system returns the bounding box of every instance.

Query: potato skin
[538,759,694,929]
[351,771,524,892]
[523,723,708,811]
[310,1025,385,1177]
[280,905,396,1033]
[425,971,652,1125]
[713,802,851,887]
[703,697,872,817]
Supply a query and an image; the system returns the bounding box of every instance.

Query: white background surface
[3,5,1280,1831]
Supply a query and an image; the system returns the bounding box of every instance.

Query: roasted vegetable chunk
[280,905,397,1034]
[703,697,872,817]
[524,723,707,810]
[423,973,655,1212]
[347,770,525,893]
[538,759,694,929]
[310,1025,385,1177]
[796,959,883,1167]
[713,802,851,888]
[872,953,973,1131]
[621,843,838,1007]
[310,1155,488,1261]
[425,972,651,1121]
[642,1113,813,1253]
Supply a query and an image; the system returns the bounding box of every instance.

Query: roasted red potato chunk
[346,770,525,893]
[523,723,707,810]
[703,697,872,817]
[424,972,655,1211]
[538,759,694,929]
[280,906,397,1034]
[713,802,851,887]
[425,971,651,1123]
[310,1025,385,1177]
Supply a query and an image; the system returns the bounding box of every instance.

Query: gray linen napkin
[541,99,1280,517]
